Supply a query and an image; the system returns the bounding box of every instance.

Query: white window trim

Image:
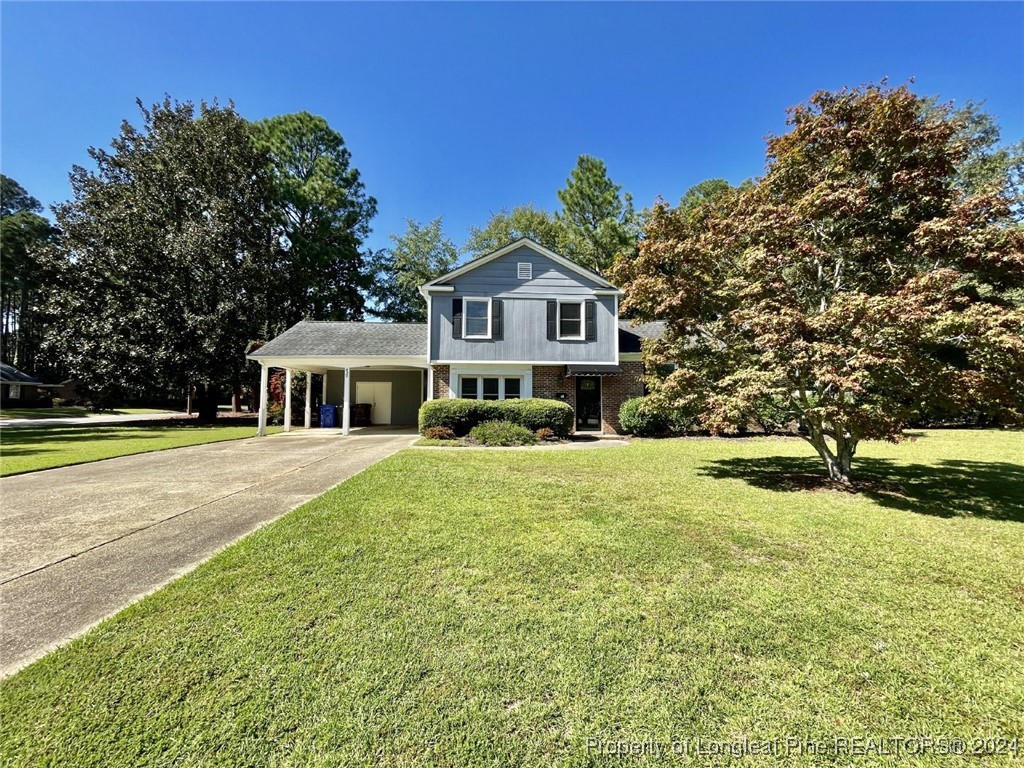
[557,300,585,341]
[449,366,533,399]
[462,297,492,339]
[457,374,523,401]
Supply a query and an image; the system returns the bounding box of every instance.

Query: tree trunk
[193,382,220,423]
[804,423,856,483]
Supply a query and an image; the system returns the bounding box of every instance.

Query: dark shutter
[452,298,463,339]
[492,299,503,340]
[585,300,597,340]
[546,300,557,341]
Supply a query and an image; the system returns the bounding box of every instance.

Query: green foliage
[0,423,276,476]
[0,175,59,372]
[418,398,573,437]
[614,83,1024,481]
[251,112,377,324]
[463,204,565,258]
[423,426,456,440]
[618,397,668,437]
[368,218,459,321]
[556,155,639,275]
[419,398,499,436]
[500,398,574,437]
[43,97,281,417]
[467,420,536,446]
[677,178,734,214]
[940,100,1024,218]
[1,431,1021,766]
[462,155,639,275]
[266,402,284,426]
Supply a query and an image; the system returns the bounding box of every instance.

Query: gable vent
[517,262,532,280]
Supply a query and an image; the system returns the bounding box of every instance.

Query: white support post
[284,368,293,433]
[322,372,328,403]
[426,366,433,401]
[257,364,269,437]
[342,367,351,435]
[304,373,312,429]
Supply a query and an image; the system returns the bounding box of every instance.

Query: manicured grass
[0,423,277,476]
[2,430,1022,766]
[0,406,173,420]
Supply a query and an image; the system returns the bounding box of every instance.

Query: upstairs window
[558,301,583,340]
[464,298,490,338]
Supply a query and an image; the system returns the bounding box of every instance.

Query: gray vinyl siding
[441,246,604,297]
[432,296,617,362]
[429,245,618,362]
[325,369,424,425]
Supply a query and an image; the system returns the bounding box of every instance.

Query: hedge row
[419,398,574,437]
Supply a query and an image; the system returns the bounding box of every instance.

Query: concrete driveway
[0,428,416,677]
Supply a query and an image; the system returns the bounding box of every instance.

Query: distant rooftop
[618,320,667,353]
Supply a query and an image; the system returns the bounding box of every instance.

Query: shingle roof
[0,362,43,385]
[618,320,667,353]
[249,321,427,358]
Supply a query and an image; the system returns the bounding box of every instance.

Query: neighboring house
[248,239,664,435]
[0,363,62,407]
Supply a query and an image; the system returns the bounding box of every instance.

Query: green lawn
[2,430,1022,766]
[0,406,173,420]
[0,423,275,476]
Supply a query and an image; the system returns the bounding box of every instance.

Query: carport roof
[249,321,428,359]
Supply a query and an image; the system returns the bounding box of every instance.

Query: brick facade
[600,360,645,434]
[431,365,451,399]
[429,362,644,435]
[532,363,645,435]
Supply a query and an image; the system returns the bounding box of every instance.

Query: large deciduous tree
[368,218,459,322]
[613,84,1024,483]
[464,204,564,258]
[0,176,58,372]
[44,97,281,418]
[556,154,639,275]
[251,112,376,324]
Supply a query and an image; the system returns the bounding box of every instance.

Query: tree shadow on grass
[0,425,225,459]
[698,455,1024,522]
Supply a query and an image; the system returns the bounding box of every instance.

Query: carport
[247,322,429,436]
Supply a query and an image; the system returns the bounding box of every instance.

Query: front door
[575,376,602,432]
[355,381,392,425]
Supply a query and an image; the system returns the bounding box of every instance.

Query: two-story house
[248,239,664,435]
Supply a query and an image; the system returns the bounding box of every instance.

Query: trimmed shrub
[501,398,574,437]
[419,398,573,437]
[468,420,536,446]
[419,399,500,436]
[424,426,457,440]
[535,427,555,441]
[267,402,285,426]
[619,397,669,437]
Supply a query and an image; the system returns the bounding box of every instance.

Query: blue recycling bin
[319,404,337,428]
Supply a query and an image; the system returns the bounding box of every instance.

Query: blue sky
[2,2,1022,255]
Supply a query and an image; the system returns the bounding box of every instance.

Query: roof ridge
[298,320,427,326]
